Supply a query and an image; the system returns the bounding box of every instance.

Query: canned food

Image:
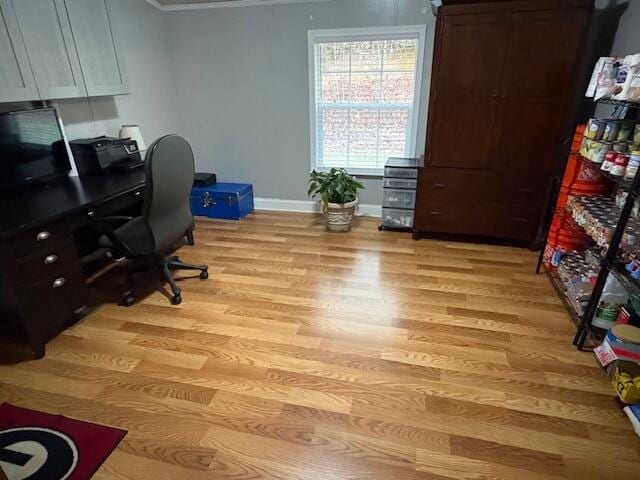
[618,122,634,142]
[592,141,611,163]
[614,142,628,153]
[586,118,606,140]
[604,121,621,141]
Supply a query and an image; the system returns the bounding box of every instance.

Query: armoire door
[12,0,86,100]
[0,0,39,103]
[426,13,509,171]
[490,8,589,194]
[417,12,511,237]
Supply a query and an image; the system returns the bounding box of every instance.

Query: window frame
[307,25,427,177]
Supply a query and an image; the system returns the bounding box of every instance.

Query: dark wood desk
[0,170,146,358]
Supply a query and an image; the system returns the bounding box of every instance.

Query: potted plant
[308,168,364,232]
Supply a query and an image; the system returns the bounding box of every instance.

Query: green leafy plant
[308,168,365,212]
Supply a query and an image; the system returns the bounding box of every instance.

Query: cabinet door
[490,9,588,181]
[12,0,86,100]
[0,0,39,102]
[426,13,509,170]
[65,0,128,96]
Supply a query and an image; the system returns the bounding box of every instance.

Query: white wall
[166,0,435,205]
[608,0,640,56]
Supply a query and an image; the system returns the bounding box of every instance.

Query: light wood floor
[1,212,638,479]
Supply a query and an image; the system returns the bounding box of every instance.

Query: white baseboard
[254,197,381,218]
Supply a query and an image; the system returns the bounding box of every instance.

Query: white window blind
[308,26,426,176]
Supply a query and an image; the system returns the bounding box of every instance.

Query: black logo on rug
[0,428,78,480]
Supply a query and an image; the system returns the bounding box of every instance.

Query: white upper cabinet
[0,0,128,103]
[65,0,128,97]
[0,0,39,103]
[12,0,86,100]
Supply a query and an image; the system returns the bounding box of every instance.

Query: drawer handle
[53,277,66,288]
[36,231,50,241]
[513,217,529,223]
[87,210,96,218]
[134,191,142,197]
[44,254,58,265]
[518,188,536,194]
[433,183,446,188]
[429,211,443,216]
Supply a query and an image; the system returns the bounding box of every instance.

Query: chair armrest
[88,216,137,257]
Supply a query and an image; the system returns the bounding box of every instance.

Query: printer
[70,136,143,176]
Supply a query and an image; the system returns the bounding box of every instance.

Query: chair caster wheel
[200,270,209,280]
[171,294,182,305]
[120,294,135,307]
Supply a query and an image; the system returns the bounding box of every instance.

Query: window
[308,25,426,176]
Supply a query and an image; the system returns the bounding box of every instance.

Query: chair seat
[98,217,154,257]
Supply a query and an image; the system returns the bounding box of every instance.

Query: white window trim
[307,25,427,177]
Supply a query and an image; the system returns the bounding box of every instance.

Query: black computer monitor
[0,108,71,194]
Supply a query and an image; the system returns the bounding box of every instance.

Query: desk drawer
[16,239,80,286]
[83,187,144,221]
[24,262,88,330]
[11,221,72,259]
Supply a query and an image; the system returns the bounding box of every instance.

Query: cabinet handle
[433,183,446,188]
[36,231,50,241]
[429,211,443,216]
[518,188,536,194]
[53,277,66,288]
[87,210,95,217]
[134,191,142,197]
[513,217,528,223]
[44,255,58,265]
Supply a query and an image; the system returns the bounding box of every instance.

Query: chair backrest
[142,134,195,252]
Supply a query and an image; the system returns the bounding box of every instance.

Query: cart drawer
[381,208,414,229]
[383,178,417,189]
[383,189,416,209]
[384,167,418,179]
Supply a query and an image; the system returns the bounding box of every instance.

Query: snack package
[587,57,617,98]
[594,58,620,101]
[627,67,640,102]
[613,54,640,101]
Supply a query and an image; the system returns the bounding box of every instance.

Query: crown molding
[145,0,336,11]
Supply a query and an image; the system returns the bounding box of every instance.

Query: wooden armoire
[413,0,593,245]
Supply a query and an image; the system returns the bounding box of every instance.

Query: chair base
[119,254,208,307]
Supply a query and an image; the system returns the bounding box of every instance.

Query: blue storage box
[190,183,254,220]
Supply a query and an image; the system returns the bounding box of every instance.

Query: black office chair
[95,134,208,306]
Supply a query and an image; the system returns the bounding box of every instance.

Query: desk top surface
[0,170,146,240]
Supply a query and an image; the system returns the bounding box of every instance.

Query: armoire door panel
[490,97,564,177]
[436,14,509,96]
[12,0,86,100]
[500,9,588,97]
[428,13,509,170]
[429,97,499,169]
[0,0,39,102]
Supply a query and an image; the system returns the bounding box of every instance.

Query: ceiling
[150,0,336,9]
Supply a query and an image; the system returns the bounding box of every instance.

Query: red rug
[0,403,126,480]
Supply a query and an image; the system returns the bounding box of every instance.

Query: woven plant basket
[325,199,358,232]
